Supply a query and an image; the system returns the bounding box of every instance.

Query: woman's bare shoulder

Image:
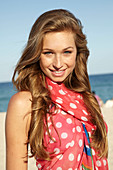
[6,91,32,133]
[7,91,32,115]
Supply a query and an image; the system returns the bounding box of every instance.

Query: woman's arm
[5,91,32,170]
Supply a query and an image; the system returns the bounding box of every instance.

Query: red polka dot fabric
[36,77,108,170]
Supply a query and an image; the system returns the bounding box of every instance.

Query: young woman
[5,9,108,170]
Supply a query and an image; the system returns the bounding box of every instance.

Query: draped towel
[36,77,108,170]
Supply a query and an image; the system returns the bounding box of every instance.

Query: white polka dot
[82,109,88,115]
[79,139,83,147]
[68,168,72,170]
[68,111,74,116]
[61,132,68,139]
[47,108,49,112]
[56,122,62,128]
[68,153,74,161]
[77,95,80,98]
[49,137,55,143]
[57,167,62,170]
[66,118,72,124]
[50,140,54,144]
[37,163,42,168]
[103,159,107,166]
[86,145,89,148]
[81,116,88,121]
[56,104,62,108]
[70,140,75,147]
[56,98,63,104]
[54,148,60,154]
[75,100,79,103]
[57,154,63,160]
[48,85,52,90]
[77,95,83,99]
[88,132,91,137]
[61,110,67,115]
[66,143,70,148]
[72,127,75,133]
[76,126,81,132]
[48,122,51,127]
[80,167,82,170]
[77,154,81,161]
[92,148,95,155]
[54,109,58,114]
[48,116,50,120]
[45,129,51,135]
[70,103,77,109]
[51,81,57,84]
[57,97,63,100]
[59,89,66,95]
[96,160,101,167]
[57,109,60,113]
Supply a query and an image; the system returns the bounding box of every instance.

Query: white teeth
[54,71,63,73]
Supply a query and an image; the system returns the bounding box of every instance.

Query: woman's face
[40,31,77,83]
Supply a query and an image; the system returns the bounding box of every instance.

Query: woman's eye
[43,51,53,55]
[64,51,72,54]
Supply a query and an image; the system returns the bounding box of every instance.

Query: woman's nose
[53,54,63,69]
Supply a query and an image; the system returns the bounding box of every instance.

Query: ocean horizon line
[89,72,113,77]
[0,72,113,84]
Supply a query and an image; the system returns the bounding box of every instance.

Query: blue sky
[0,0,113,82]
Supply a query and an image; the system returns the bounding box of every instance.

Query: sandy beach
[0,105,113,170]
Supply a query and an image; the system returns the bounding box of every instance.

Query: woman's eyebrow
[42,46,74,51]
[63,47,74,50]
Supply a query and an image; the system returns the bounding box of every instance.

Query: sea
[0,73,113,112]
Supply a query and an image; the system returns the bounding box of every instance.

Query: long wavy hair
[12,9,108,160]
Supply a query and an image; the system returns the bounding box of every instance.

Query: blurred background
[0,1,113,169]
[0,0,113,111]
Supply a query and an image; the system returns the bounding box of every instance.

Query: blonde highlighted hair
[12,9,108,160]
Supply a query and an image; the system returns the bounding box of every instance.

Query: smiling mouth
[49,69,66,72]
[53,70,64,73]
[49,69,66,76]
